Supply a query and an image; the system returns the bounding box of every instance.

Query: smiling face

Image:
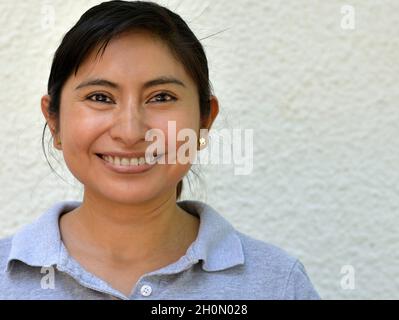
[45,31,206,204]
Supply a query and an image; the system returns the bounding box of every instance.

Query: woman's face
[46,31,206,204]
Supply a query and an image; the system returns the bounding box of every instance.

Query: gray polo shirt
[0,200,320,300]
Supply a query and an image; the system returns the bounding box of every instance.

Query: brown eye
[148,92,177,103]
[87,93,113,104]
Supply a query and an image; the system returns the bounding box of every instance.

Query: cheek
[151,108,200,152]
[60,105,104,154]
[149,109,199,179]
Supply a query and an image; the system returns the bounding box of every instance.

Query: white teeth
[101,155,150,166]
[121,158,130,166]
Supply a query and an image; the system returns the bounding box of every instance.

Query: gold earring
[58,140,62,146]
[199,137,206,147]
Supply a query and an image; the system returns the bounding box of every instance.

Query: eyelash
[86,92,177,105]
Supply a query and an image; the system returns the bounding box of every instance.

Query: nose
[109,99,148,147]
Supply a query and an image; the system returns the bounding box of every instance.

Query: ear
[201,95,219,130]
[198,95,219,150]
[41,94,61,151]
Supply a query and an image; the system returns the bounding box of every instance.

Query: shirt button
[140,284,152,297]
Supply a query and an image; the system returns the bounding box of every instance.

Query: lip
[96,153,162,174]
[98,151,158,158]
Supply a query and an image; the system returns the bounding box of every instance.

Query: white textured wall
[1,0,398,299]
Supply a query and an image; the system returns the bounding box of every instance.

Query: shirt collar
[177,200,245,271]
[4,200,244,273]
[4,201,81,273]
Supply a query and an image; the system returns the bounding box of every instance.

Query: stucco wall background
[0,0,398,299]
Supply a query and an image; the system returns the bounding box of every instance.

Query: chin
[102,189,160,204]
[100,186,165,205]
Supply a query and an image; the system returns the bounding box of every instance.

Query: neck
[60,188,198,265]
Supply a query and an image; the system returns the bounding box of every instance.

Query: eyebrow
[75,76,186,91]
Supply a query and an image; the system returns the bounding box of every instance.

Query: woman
[0,1,320,300]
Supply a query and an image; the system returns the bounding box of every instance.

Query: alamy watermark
[41,3,56,30]
[340,264,355,290]
[40,266,55,290]
[340,5,356,30]
[137,121,254,175]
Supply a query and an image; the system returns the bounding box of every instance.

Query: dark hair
[42,0,213,200]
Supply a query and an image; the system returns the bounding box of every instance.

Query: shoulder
[0,235,14,289]
[238,231,297,266]
[235,231,321,300]
[0,235,13,269]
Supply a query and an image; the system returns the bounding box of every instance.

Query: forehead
[70,30,195,89]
